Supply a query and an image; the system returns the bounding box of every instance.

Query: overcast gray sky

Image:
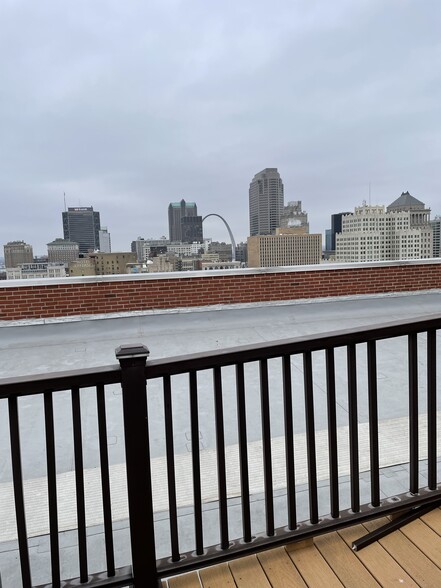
[1,0,440,255]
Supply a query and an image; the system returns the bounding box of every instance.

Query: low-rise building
[90,252,137,275]
[68,257,96,277]
[201,261,243,270]
[7,262,67,280]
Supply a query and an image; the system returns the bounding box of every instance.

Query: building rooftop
[388,191,426,210]
[1,287,441,586]
[2,289,440,377]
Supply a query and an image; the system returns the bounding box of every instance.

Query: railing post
[116,344,159,587]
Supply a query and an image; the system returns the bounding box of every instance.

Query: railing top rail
[144,314,441,378]
[0,364,121,399]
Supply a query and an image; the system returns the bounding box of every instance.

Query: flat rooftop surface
[2,290,441,376]
[1,292,441,585]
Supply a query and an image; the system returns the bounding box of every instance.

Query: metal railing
[0,314,440,587]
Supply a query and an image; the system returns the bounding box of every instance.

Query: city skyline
[1,1,441,254]
[1,182,439,257]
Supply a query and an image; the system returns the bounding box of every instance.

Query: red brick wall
[1,261,440,321]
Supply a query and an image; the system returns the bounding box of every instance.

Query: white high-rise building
[249,168,284,236]
[99,227,111,253]
[335,192,432,263]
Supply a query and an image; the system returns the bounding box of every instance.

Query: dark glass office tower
[168,199,198,242]
[62,207,101,254]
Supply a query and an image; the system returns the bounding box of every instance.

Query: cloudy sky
[1,0,440,255]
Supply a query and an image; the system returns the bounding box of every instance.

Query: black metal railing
[0,314,440,587]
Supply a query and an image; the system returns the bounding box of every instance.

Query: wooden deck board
[199,562,237,587]
[400,517,441,569]
[421,506,441,535]
[168,571,202,587]
[338,523,419,587]
[363,517,441,588]
[168,571,202,588]
[257,546,308,587]
[314,531,381,587]
[286,541,344,587]
[229,554,272,587]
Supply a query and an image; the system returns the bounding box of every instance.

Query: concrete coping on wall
[1,258,441,289]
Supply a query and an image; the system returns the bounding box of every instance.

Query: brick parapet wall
[1,260,441,321]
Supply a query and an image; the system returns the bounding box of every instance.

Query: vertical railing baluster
[347,344,360,513]
[367,341,380,507]
[260,359,274,536]
[427,330,437,490]
[236,363,251,542]
[116,345,159,587]
[44,391,61,587]
[409,333,419,494]
[303,351,318,524]
[189,370,204,555]
[96,384,115,576]
[213,367,229,549]
[71,387,88,583]
[163,375,180,561]
[325,349,339,518]
[8,396,32,588]
[282,355,297,530]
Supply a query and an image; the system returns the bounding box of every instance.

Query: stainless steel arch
[202,214,237,262]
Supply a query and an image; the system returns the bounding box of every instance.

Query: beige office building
[335,193,432,263]
[47,238,79,263]
[4,241,34,268]
[68,252,137,276]
[90,252,137,275]
[247,228,322,268]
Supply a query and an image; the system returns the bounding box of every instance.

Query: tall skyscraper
[168,199,198,242]
[249,168,284,236]
[330,212,351,251]
[62,207,101,254]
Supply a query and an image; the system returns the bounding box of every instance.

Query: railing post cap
[115,344,150,360]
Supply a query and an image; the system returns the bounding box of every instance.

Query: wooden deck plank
[363,517,441,588]
[314,531,381,587]
[400,517,441,569]
[421,506,441,535]
[168,571,202,587]
[257,546,308,587]
[229,554,272,587]
[338,524,418,587]
[199,562,237,587]
[286,541,344,587]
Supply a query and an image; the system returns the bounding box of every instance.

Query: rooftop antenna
[63,192,67,212]
[369,182,371,206]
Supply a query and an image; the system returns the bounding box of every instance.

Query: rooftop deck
[165,507,441,587]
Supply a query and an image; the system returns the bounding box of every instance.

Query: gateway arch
[202,214,237,262]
